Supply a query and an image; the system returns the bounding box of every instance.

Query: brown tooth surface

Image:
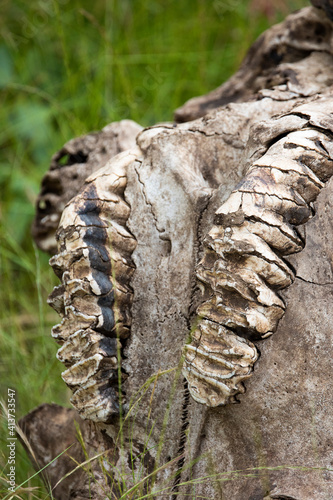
[183,320,258,407]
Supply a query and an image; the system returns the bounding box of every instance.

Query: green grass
[0,0,306,497]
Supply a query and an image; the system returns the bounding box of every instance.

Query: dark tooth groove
[49,150,139,422]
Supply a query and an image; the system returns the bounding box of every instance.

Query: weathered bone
[23,5,333,498]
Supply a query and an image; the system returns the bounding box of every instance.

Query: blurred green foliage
[0,0,306,496]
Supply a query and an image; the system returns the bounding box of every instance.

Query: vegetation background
[0,0,306,497]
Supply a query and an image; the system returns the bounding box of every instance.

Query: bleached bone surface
[183,97,333,407]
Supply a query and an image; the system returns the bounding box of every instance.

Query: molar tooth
[49,150,139,422]
[184,119,333,407]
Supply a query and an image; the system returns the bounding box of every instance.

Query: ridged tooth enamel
[48,149,140,423]
[183,103,333,407]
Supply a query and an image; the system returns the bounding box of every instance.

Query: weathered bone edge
[183,97,333,407]
[174,6,333,122]
[48,149,140,422]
